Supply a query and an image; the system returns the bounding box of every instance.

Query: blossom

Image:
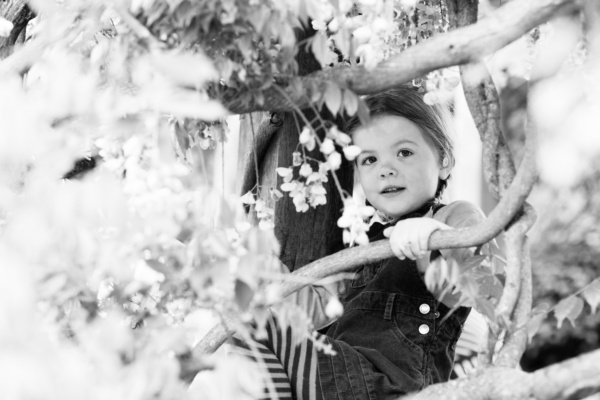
[327,152,342,170]
[299,127,316,151]
[343,145,361,161]
[320,138,335,155]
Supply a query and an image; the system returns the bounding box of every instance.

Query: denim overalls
[317,205,470,400]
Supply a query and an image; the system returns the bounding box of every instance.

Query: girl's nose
[379,166,397,178]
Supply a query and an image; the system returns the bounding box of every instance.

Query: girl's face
[352,115,450,219]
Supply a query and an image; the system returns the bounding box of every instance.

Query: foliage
[1,0,600,398]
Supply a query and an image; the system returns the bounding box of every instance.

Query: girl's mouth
[381,186,404,194]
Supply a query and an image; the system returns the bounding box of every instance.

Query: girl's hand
[383,218,451,260]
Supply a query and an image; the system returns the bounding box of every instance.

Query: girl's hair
[344,85,456,201]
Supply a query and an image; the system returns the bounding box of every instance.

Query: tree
[1,0,600,399]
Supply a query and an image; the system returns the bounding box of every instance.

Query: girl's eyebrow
[392,139,418,147]
[359,139,418,154]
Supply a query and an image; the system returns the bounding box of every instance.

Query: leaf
[460,254,487,273]
[234,279,254,311]
[343,90,358,116]
[324,83,342,116]
[173,121,190,154]
[311,33,330,67]
[527,303,550,343]
[581,279,600,314]
[474,297,495,321]
[554,296,584,328]
[356,96,371,126]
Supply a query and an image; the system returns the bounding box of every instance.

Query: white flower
[337,215,352,228]
[339,0,353,13]
[372,17,390,34]
[328,18,339,33]
[327,152,342,170]
[293,193,309,212]
[343,145,362,161]
[310,194,327,207]
[276,167,293,177]
[320,138,335,155]
[281,181,297,192]
[299,127,316,151]
[259,219,275,230]
[240,191,256,205]
[325,297,344,318]
[335,132,352,146]
[306,171,323,184]
[352,26,373,45]
[0,17,13,38]
[355,232,370,246]
[299,163,313,177]
[312,19,327,31]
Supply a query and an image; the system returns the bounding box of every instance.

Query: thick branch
[222,0,578,114]
[449,0,518,200]
[399,348,600,400]
[450,0,538,368]
[495,233,534,368]
[493,135,536,325]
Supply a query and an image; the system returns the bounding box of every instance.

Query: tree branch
[494,234,535,368]
[399,348,600,400]
[221,0,579,114]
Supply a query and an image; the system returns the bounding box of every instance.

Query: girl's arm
[384,201,487,261]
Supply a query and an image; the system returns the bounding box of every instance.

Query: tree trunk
[239,27,353,272]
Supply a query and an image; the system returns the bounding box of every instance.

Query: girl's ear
[439,157,451,180]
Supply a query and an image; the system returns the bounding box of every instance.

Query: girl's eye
[360,156,377,166]
[397,149,413,158]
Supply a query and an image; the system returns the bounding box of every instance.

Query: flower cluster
[240,191,277,230]
[278,125,361,213]
[337,198,375,246]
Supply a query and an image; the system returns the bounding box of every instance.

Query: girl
[230,86,495,400]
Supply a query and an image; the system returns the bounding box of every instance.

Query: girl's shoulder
[432,200,486,229]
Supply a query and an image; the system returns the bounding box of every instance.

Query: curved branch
[400,348,600,400]
[495,232,534,368]
[222,0,578,114]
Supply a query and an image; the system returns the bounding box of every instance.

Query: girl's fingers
[390,241,406,260]
[418,233,429,258]
[383,227,393,238]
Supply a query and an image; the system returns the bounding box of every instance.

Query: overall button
[419,303,431,315]
[418,324,430,335]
